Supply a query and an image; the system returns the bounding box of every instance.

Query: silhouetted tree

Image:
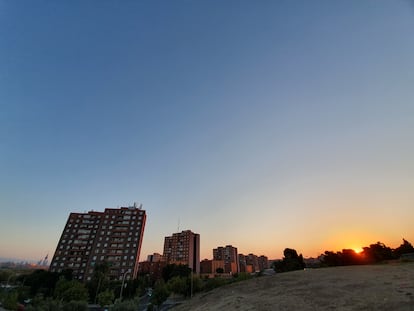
[394,239,414,257]
[362,242,395,263]
[161,264,191,282]
[273,248,305,273]
[24,270,60,296]
[341,249,363,265]
[321,251,343,267]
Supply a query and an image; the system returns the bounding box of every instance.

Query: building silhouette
[163,230,200,274]
[49,204,146,281]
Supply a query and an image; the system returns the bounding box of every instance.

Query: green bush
[202,277,228,291]
[3,290,18,310]
[97,289,114,306]
[150,280,169,306]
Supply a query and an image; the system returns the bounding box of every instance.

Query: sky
[1,1,413,262]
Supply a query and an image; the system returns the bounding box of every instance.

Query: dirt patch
[174,263,414,311]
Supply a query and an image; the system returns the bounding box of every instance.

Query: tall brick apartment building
[163,230,200,274]
[49,203,146,281]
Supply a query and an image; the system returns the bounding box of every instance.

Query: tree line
[321,239,414,267]
[0,262,253,310]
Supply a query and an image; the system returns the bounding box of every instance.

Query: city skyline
[1,1,414,262]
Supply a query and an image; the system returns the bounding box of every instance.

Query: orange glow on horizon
[353,247,363,254]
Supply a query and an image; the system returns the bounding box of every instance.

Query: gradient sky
[1,1,413,262]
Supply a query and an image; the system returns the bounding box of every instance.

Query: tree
[86,261,110,304]
[162,264,191,282]
[97,289,115,306]
[273,248,305,273]
[54,278,89,302]
[150,280,170,306]
[3,290,18,310]
[24,269,60,297]
[321,251,342,267]
[394,239,414,257]
[167,276,187,296]
[362,242,394,263]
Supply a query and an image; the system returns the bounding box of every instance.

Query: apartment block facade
[238,253,269,273]
[200,259,225,275]
[49,204,146,281]
[163,230,200,274]
[213,245,239,274]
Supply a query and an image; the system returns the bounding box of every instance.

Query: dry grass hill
[174,263,414,311]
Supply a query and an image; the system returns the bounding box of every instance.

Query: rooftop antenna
[177,218,180,233]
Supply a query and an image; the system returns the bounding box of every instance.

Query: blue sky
[1,1,414,261]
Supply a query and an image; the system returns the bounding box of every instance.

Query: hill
[174,263,414,310]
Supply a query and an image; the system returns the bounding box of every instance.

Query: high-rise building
[213,245,239,274]
[163,230,200,274]
[50,204,146,281]
[246,253,260,272]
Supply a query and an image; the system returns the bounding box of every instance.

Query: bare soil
[174,263,414,311]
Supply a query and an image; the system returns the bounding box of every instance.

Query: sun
[353,247,363,254]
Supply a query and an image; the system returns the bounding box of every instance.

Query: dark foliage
[161,264,191,282]
[394,239,414,257]
[273,248,305,273]
[362,242,395,263]
[23,270,60,296]
[321,239,414,267]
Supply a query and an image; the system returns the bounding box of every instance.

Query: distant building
[213,245,239,274]
[138,260,167,283]
[147,253,165,262]
[239,253,268,273]
[163,230,200,274]
[246,253,259,272]
[238,254,248,273]
[49,204,146,281]
[258,255,269,271]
